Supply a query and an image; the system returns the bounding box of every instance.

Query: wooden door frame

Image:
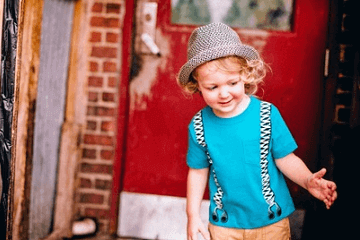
[10,0,88,239]
[48,0,88,239]
[318,0,342,176]
[110,0,135,234]
[7,0,38,238]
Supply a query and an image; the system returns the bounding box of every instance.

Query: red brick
[87,106,115,117]
[82,148,97,159]
[108,77,117,88]
[106,3,121,14]
[88,92,98,102]
[80,178,92,188]
[102,92,115,102]
[85,208,110,219]
[100,150,114,160]
[90,32,102,42]
[95,179,112,190]
[89,61,99,72]
[80,193,104,204]
[91,47,117,58]
[106,32,119,43]
[86,120,97,131]
[88,76,103,87]
[97,221,109,233]
[103,61,117,72]
[83,134,114,146]
[87,106,97,116]
[101,121,115,132]
[99,107,116,116]
[81,163,113,174]
[90,17,119,28]
[92,2,103,13]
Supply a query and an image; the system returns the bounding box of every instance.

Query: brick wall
[327,0,359,181]
[331,0,358,133]
[334,1,356,125]
[75,0,125,233]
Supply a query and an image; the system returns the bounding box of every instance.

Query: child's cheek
[202,92,216,105]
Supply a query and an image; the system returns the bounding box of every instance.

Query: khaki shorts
[208,217,291,240]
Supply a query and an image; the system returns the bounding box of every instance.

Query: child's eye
[230,81,238,86]
[207,86,217,90]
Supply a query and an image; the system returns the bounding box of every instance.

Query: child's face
[195,60,247,118]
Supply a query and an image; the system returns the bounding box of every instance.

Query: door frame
[110,0,135,234]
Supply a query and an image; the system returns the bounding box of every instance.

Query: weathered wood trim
[52,0,89,238]
[0,0,4,70]
[52,122,81,238]
[41,230,62,240]
[63,0,88,125]
[10,0,44,239]
[28,0,75,239]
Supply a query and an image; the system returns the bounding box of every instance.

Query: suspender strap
[260,101,281,219]
[193,110,228,223]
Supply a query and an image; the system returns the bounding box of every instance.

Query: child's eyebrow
[201,83,217,87]
[227,77,240,82]
[200,78,239,86]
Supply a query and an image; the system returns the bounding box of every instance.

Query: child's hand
[187,216,210,240]
[306,168,337,209]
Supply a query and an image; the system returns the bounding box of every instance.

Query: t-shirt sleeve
[271,105,298,159]
[186,122,210,169]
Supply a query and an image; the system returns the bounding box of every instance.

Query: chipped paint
[129,27,268,111]
[238,29,270,53]
[130,28,170,111]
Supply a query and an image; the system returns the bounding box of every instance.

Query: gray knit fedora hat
[178,22,260,85]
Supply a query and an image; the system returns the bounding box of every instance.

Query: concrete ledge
[117,192,209,239]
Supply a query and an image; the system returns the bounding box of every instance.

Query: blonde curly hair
[177,56,267,95]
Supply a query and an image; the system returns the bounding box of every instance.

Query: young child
[177,23,337,240]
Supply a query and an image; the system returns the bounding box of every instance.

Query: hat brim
[178,44,259,85]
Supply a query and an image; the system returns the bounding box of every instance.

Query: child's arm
[275,153,337,209]
[186,168,210,240]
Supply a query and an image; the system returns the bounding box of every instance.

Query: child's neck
[236,95,251,116]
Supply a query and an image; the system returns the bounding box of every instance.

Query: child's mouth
[219,100,232,105]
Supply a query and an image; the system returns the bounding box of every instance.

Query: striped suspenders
[260,101,282,219]
[192,101,281,222]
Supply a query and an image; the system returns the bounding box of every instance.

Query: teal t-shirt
[187,96,297,229]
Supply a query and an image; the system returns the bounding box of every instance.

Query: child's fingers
[326,187,337,200]
[324,190,337,209]
[324,199,331,209]
[331,189,338,201]
[324,199,329,208]
[199,223,210,240]
[328,181,337,191]
[187,227,198,240]
[324,197,334,209]
[188,233,197,240]
[325,181,337,200]
[313,168,327,180]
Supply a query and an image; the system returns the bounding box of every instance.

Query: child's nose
[219,87,230,98]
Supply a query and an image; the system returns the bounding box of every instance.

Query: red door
[113,0,329,230]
